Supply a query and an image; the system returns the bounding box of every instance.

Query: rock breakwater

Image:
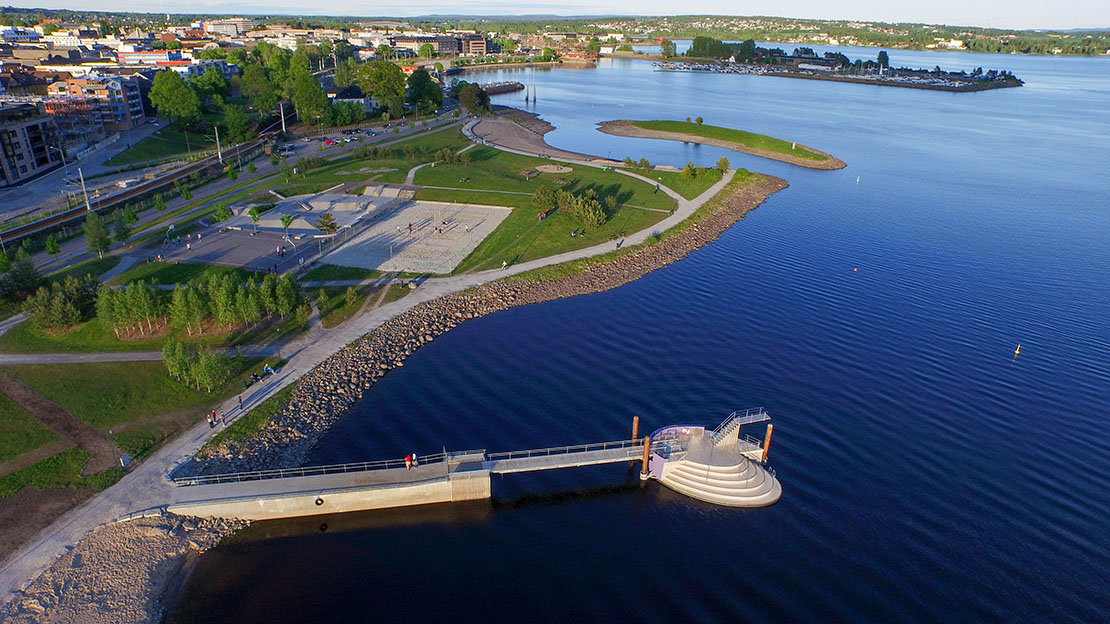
[191,174,788,474]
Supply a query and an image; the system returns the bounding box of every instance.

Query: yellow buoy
[1014,343,1021,356]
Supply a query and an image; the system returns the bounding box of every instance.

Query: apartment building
[0,103,62,187]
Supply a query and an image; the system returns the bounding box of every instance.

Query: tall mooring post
[640,436,652,480]
[761,424,774,462]
[631,416,639,441]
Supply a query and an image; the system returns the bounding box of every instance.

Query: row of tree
[533,186,610,228]
[22,275,98,331]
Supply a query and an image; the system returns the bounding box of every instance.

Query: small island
[598,119,846,170]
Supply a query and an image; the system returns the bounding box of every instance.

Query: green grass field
[105,127,216,167]
[46,256,121,283]
[2,358,267,459]
[316,285,372,328]
[302,264,383,282]
[631,120,829,161]
[109,262,258,287]
[0,448,121,499]
[634,167,724,199]
[0,393,58,462]
[414,147,677,210]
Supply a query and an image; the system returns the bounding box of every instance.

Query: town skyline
[3,2,1109,31]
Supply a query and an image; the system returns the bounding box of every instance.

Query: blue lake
[170,51,1109,622]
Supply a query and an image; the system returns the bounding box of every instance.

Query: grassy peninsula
[599,119,845,170]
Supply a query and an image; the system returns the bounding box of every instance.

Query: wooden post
[641,436,651,477]
[761,424,774,462]
[631,416,639,441]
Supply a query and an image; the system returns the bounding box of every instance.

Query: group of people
[404,453,419,470]
[205,409,224,428]
[537,209,550,222]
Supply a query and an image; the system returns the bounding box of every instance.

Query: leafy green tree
[455,82,490,114]
[112,212,131,243]
[533,185,556,212]
[418,43,436,58]
[248,205,262,231]
[149,70,201,126]
[84,211,110,258]
[275,274,297,319]
[293,72,328,125]
[240,63,278,111]
[280,213,294,236]
[682,162,697,180]
[153,193,166,211]
[716,156,730,172]
[193,66,229,106]
[638,157,651,170]
[357,61,405,114]
[375,44,393,59]
[225,165,238,182]
[344,286,358,307]
[0,252,10,273]
[406,69,443,114]
[122,206,138,224]
[222,104,252,144]
[44,234,60,260]
[877,50,890,68]
[736,39,756,62]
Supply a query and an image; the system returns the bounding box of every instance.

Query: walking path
[0,113,735,608]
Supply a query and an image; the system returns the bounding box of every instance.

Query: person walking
[405,455,412,470]
[238,395,243,410]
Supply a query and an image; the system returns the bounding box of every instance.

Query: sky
[6,1,1109,30]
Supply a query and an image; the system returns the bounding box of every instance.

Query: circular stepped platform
[655,426,781,507]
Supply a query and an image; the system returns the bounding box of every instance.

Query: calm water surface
[171,50,1109,622]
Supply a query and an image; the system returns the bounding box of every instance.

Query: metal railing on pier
[172,449,486,487]
[485,439,643,462]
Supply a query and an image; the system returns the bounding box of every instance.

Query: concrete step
[661,475,782,508]
[667,463,765,488]
[663,468,773,498]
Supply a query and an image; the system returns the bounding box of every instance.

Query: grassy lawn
[288,127,472,188]
[316,285,372,329]
[302,264,383,282]
[106,127,217,167]
[414,147,677,211]
[109,262,259,287]
[0,393,58,462]
[0,448,121,499]
[204,384,293,451]
[381,284,413,305]
[631,120,829,161]
[454,200,667,273]
[634,167,723,200]
[2,358,268,459]
[46,256,122,282]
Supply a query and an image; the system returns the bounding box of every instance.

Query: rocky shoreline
[190,173,788,475]
[597,120,846,170]
[0,514,245,624]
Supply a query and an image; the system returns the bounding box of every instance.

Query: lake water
[170,50,1109,622]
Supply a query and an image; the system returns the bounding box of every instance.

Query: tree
[455,82,490,114]
[638,157,651,170]
[152,194,166,211]
[193,66,229,106]
[84,211,110,258]
[112,212,131,243]
[222,104,252,144]
[736,39,756,62]
[149,69,201,126]
[0,252,10,274]
[225,165,238,182]
[533,185,556,212]
[249,205,262,231]
[418,43,436,58]
[344,286,358,307]
[406,69,443,114]
[877,50,890,68]
[44,234,60,260]
[275,274,297,319]
[682,162,697,180]
[660,39,677,57]
[122,206,138,224]
[292,72,328,125]
[280,213,294,236]
[695,117,704,125]
[586,38,602,53]
[375,44,393,59]
[240,63,278,111]
[716,156,730,172]
[314,212,338,234]
[356,61,405,114]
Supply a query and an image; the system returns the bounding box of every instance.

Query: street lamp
[47,144,69,177]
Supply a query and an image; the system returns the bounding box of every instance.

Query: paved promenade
[0,116,735,607]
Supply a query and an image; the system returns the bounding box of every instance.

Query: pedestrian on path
[238,395,243,410]
[411,453,418,467]
[405,455,412,470]
[501,260,508,270]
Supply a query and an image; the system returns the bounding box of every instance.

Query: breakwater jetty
[480,81,525,95]
[168,411,780,520]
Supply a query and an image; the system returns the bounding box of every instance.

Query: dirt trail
[0,374,121,475]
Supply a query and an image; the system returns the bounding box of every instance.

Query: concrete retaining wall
[169,471,491,521]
